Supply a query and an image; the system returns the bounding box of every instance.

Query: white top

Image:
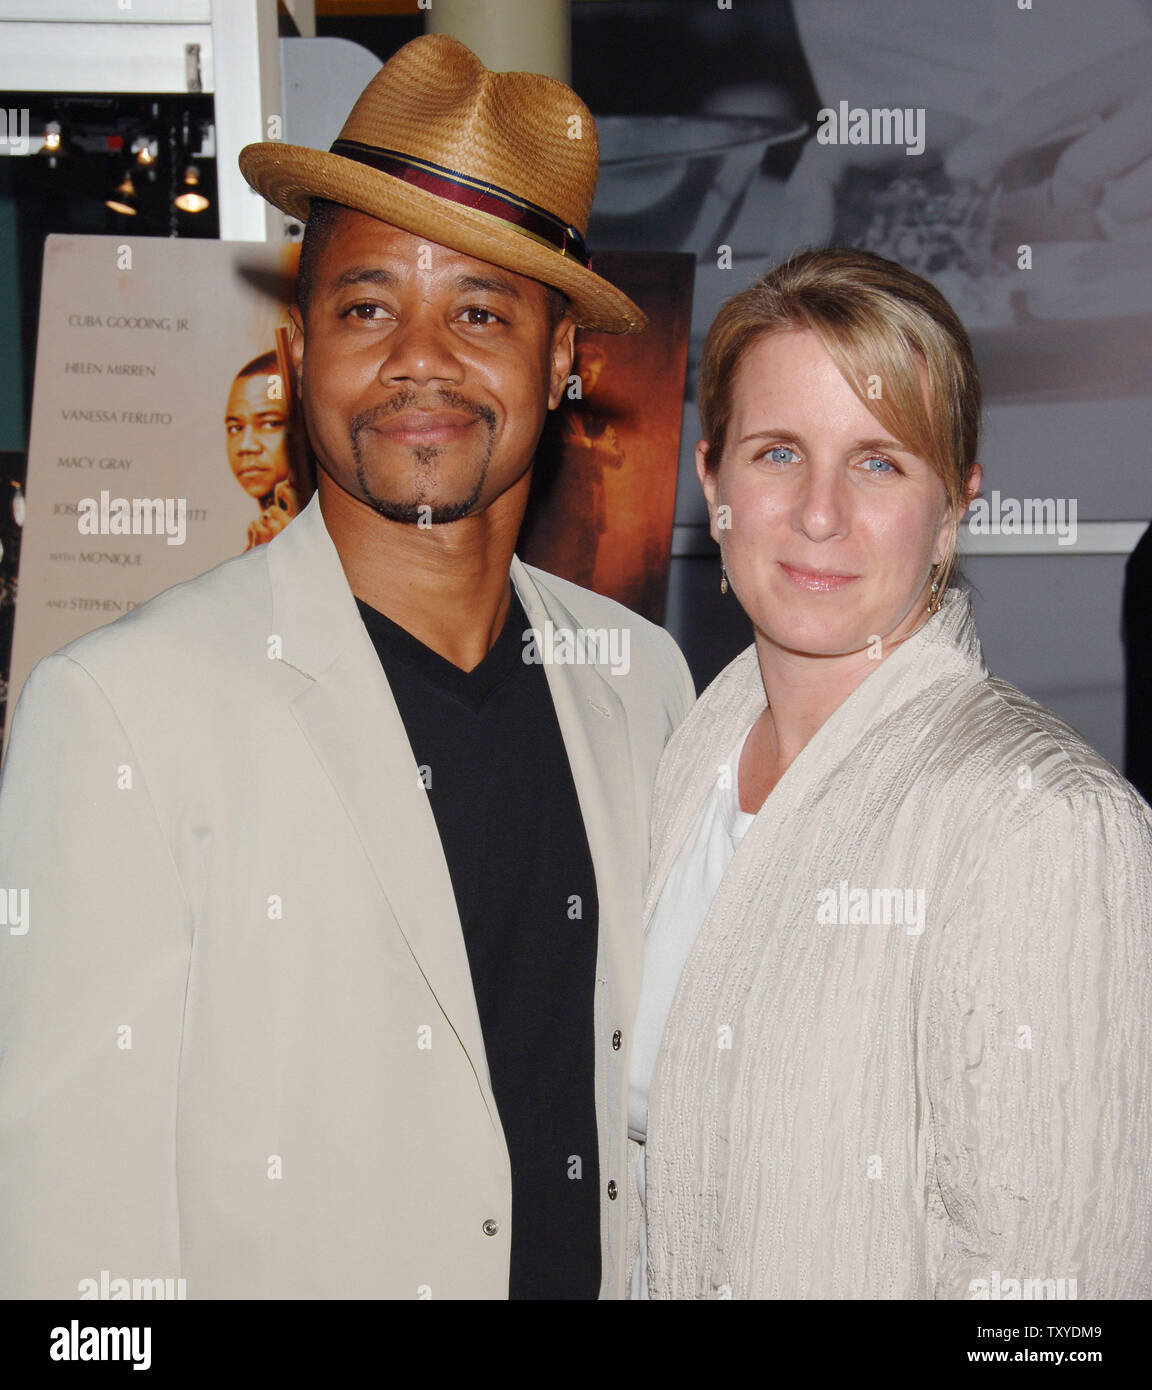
[627,723,756,1300]
[628,722,757,1145]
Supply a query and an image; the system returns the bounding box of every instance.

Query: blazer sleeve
[0,654,192,1298]
[927,786,1152,1299]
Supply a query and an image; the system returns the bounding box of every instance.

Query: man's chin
[365,495,480,525]
[316,457,496,524]
[353,461,487,525]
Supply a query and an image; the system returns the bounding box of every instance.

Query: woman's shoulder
[915,667,1151,834]
[661,645,762,749]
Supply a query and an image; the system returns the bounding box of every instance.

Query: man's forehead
[317,208,545,295]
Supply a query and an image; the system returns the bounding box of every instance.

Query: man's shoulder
[518,561,674,648]
[517,561,693,698]
[55,543,272,681]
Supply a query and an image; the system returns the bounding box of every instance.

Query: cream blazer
[639,589,1152,1299]
[0,494,694,1300]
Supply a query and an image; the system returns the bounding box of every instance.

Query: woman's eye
[763,444,799,465]
[860,455,896,474]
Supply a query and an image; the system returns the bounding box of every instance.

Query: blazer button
[611,1030,622,1050]
[482,1219,499,1236]
[607,1181,618,1200]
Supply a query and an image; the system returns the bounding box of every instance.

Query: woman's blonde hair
[697,247,982,594]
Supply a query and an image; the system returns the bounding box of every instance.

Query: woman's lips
[369,412,478,446]
[778,562,860,592]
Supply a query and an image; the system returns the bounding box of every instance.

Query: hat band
[329,139,591,267]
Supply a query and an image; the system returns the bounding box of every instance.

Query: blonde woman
[629,248,1152,1299]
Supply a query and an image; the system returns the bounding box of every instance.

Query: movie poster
[518,250,693,623]
[3,233,308,738]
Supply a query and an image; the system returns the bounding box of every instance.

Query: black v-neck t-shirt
[356,590,602,1300]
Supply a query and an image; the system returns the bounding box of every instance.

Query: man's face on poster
[225,374,291,502]
[576,346,606,398]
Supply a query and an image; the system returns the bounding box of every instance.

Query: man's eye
[460,306,500,326]
[344,302,383,321]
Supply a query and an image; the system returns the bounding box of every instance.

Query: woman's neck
[741,601,934,813]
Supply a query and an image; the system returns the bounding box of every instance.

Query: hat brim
[238,142,647,334]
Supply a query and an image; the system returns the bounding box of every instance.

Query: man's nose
[379,311,464,387]
[237,425,262,453]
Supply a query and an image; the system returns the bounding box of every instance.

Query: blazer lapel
[265,498,498,1122]
[511,558,644,1014]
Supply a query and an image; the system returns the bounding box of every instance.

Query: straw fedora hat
[239,34,645,334]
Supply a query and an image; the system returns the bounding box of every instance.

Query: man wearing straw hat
[0,35,693,1300]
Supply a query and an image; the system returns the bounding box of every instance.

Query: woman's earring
[720,562,729,596]
[928,565,941,615]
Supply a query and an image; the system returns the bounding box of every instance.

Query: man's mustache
[350,389,496,439]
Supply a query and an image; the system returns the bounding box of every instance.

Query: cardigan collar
[644,588,987,922]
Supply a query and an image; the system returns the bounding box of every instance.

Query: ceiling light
[173,164,209,213]
[38,120,67,168]
[105,171,138,216]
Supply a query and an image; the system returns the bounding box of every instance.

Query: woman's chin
[751,608,893,660]
[743,581,929,661]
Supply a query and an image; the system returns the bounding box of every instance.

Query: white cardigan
[638,589,1152,1299]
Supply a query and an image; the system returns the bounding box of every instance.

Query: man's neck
[317,468,530,672]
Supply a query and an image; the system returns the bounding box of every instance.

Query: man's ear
[287,303,305,396]
[547,317,577,411]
